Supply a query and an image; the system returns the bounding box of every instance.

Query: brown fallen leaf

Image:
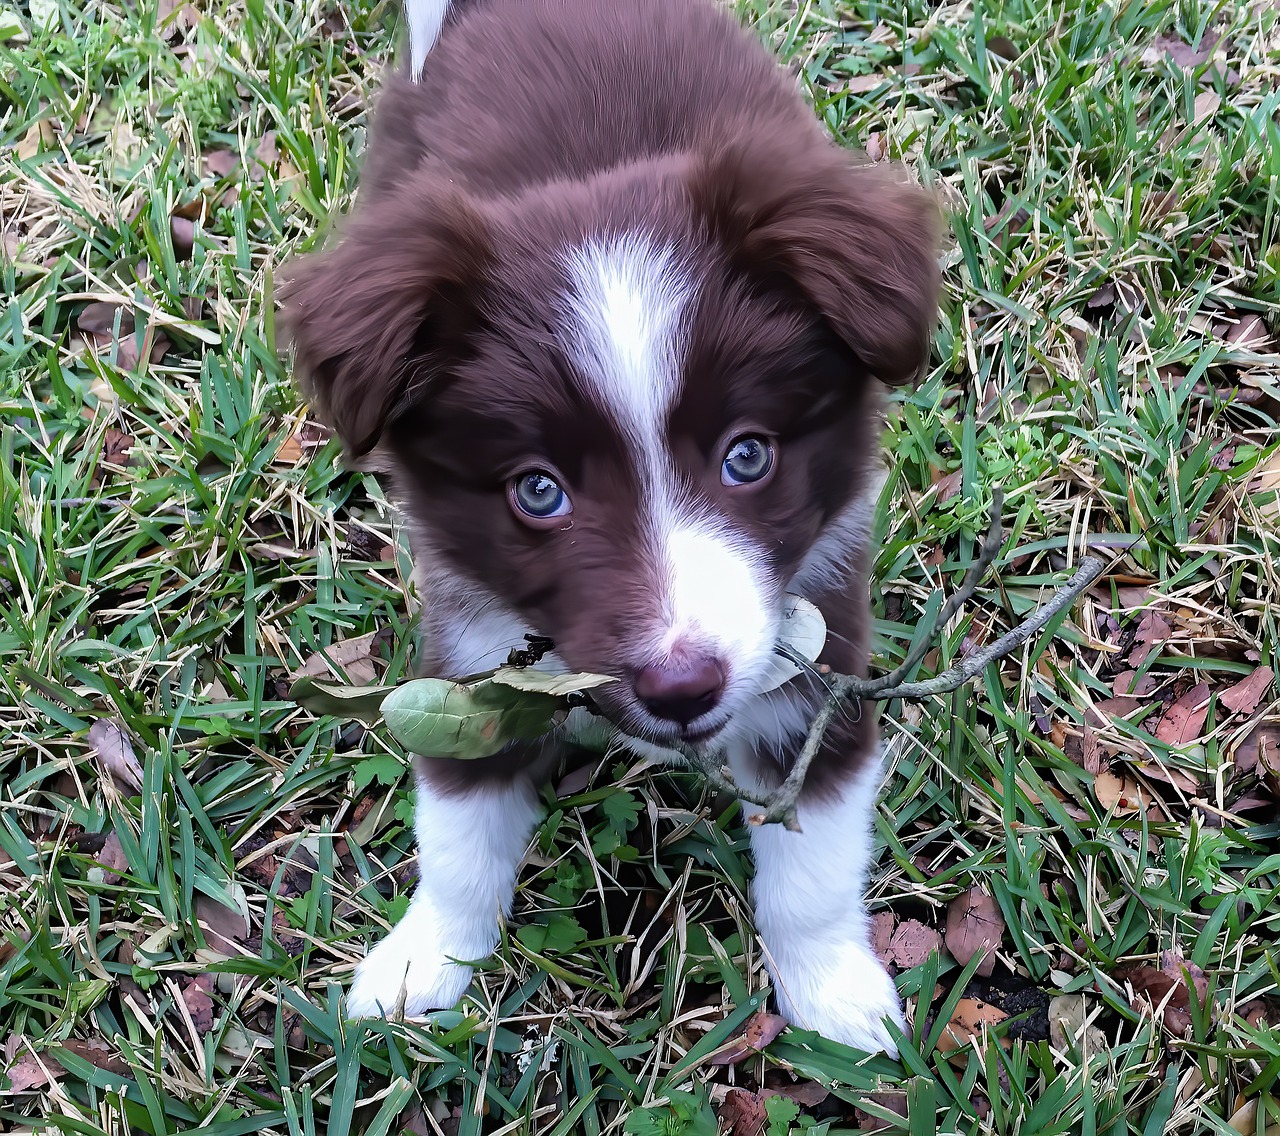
[92,830,129,885]
[936,997,1008,1056]
[1224,312,1276,353]
[944,889,1004,977]
[1233,720,1280,779]
[869,910,895,967]
[272,429,306,466]
[1094,768,1146,814]
[1118,951,1208,1036]
[1113,669,1158,697]
[157,0,199,38]
[887,918,942,970]
[170,215,196,260]
[181,974,216,1035]
[4,1037,129,1092]
[708,1010,788,1065]
[1137,762,1199,796]
[57,1039,130,1078]
[763,1079,829,1108]
[90,427,137,487]
[291,627,394,686]
[1155,682,1212,746]
[1085,694,1142,728]
[203,148,239,179]
[855,1090,909,1132]
[77,302,170,371]
[929,468,963,507]
[5,1047,58,1092]
[194,893,251,956]
[1081,724,1103,775]
[16,120,55,161]
[717,1088,768,1135]
[1048,994,1105,1054]
[1148,31,1219,69]
[88,718,143,791]
[1221,667,1274,716]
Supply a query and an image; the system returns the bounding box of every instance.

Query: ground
[2,0,1279,1133]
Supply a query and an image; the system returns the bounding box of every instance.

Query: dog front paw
[345,911,476,1018]
[768,940,906,1056]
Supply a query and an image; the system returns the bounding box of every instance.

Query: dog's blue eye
[511,471,572,521]
[721,436,774,486]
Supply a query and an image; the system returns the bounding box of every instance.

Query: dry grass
[2,0,1279,1132]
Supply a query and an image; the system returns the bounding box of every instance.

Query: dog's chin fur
[280,0,940,1055]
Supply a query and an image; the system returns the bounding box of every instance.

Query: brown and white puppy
[281,0,939,1054]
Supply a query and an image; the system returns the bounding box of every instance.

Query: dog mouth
[586,696,730,749]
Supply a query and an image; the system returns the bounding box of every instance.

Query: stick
[672,493,1105,831]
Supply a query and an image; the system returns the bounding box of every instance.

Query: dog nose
[635,655,725,725]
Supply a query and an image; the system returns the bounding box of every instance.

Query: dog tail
[404,0,451,80]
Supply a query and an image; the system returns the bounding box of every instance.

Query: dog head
[280,133,939,746]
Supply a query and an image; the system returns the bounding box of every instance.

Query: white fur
[347,775,542,1017]
[561,237,772,689]
[659,523,772,671]
[561,236,689,455]
[404,0,449,80]
[747,751,905,1054]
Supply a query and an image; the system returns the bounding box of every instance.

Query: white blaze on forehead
[561,235,690,456]
[560,234,774,682]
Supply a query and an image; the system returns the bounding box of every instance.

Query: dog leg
[346,769,541,1017]
[747,751,905,1055]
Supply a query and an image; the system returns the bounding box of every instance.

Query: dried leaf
[1048,994,1105,1054]
[5,1048,57,1092]
[870,910,895,966]
[743,1010,788,1050]
[181,975,216,1035]
[708,1010,788,1065]
[930,467,963,505]
[16,119,55,161]
[764,1080,829,1107]
[936,997,1008,1055]
[1155,682,1211,745]
[1149,31,1219,69]
[88,718,143,791]
[887,918,942,970]
[1192,90,1221,124]
[1094,769,1145,814]
[92,830,129,885]
[291,628,392,685]
[1086,282,1117,309]
[944,889,1005,976]
[855,1091,909,1132]
[844,72,885,94]
[1081,724,1103,775]
[1119,951,1207,1035]
[170,215,196,260]
[194,892,251,956]
[57,1039,130,1078]
[1224,312,1276,353]
[203,148,239,179]
[717,1088,768,1134]
[1233,720,1280,778]
[1221,667,1274,715]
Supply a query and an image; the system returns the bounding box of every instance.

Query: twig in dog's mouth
[664,491,1104,831]
[292,487,1104,829]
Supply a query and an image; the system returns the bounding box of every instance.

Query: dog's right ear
[277,179,490,458]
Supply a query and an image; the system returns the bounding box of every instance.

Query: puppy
[281,0,939,1054]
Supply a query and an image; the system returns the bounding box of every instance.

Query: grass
[1,0,1278,1131]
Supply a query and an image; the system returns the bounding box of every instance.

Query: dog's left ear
[277,176,490,458]
[689,135,942,386]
